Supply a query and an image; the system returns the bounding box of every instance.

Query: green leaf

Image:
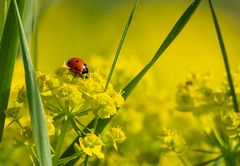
[0,0,25,142]
[13,0,52,165]
[208,0,239,113]
[104,0,138,91]
[122,0,202,99]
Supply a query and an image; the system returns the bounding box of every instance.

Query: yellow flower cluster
[75,127,126,159]
[105,127,126,151]
[223,111,240,138]
[13,65,124,119]
[5,65,125,157]
[54,65,124,119]
[158,128,187,154]
[75,133,105,159]
[175,73,230,114]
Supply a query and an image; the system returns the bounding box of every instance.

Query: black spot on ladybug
[67,61,71,65]
[75,59,79,63]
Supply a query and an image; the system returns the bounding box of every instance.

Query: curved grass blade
[13,0,52,165]
[208,0,239,113]
[104,0,139,91]
[122,0,201,99]
[60,0,202,162]
[0,0,25,142]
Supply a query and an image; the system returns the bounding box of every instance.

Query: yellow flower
[37,72,61,95]
[223,111,240,138]
[78,133,104,159]
[93,92,118,119]
[46,115,55,136]
[21,126,33,146]
[112,92,124,108]
[158,128,187,154]
[106,127,126,151]
[55,65,75,82]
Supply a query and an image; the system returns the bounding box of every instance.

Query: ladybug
[66,57,88,77]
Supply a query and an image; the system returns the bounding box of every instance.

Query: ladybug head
[82,64,88,74]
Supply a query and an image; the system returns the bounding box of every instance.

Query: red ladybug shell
[67,57,88,75]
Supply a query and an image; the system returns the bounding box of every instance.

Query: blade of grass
[0,0,9,40]
[0,0,25,142]
[60,0,202,162]
[104,0,138,91]
[208,0,239,113]
[13,0,52,165]
[31,0,38,69]
[122,0,201,99]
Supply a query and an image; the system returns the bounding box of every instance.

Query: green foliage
[0,0,25,142]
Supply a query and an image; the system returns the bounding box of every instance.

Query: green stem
[93,116,99,133]
[15,119,24,129]
[51,90,65,112]
[72,108,93,116]
[26,145,38,165]
[224,138,237,166]
[53,117,69,166]
[57,151,84,165]
[208,0,239,113]
[83,155,89,166]
[70,118,83,136]
[193,114,216,145]
[208,114,225,147]
[74,117,90,132]
[234,138,240,152]
[224,153,237,166]
[178,155,188,166]
[194,155,223,166]
[191,149,219,154]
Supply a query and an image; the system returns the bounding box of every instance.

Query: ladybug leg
[80,73,88,79]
